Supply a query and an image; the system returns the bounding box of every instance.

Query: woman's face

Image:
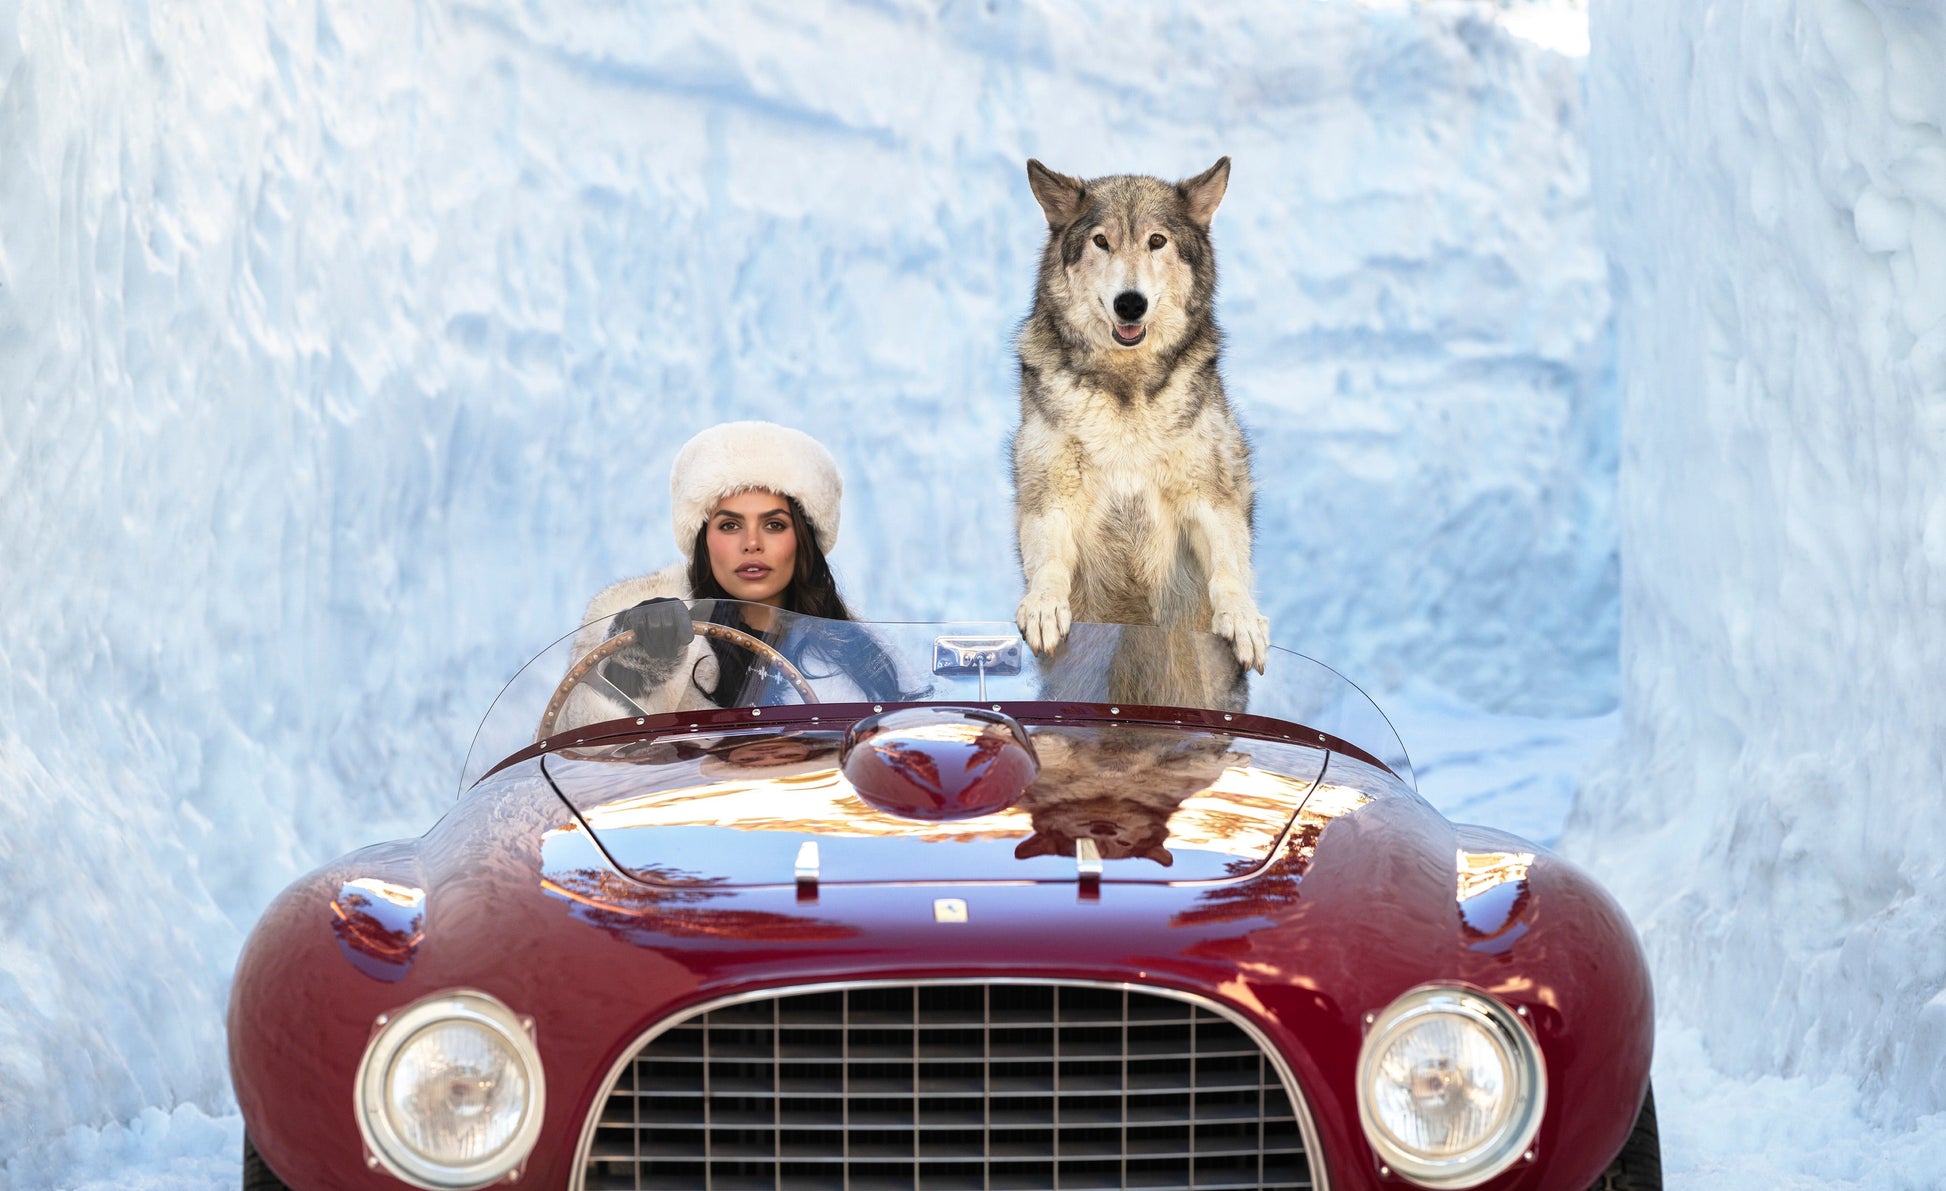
[721,738,818,768]
[705,489,798,608]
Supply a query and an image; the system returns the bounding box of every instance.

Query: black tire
[1586,1083,1662,1191]
[243,1131,294,1191]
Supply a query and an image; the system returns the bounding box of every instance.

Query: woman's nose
[740,528,763,552]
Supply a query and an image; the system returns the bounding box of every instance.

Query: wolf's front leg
[1185,500,1270,673]
[1016,580,1072,657]
[1210,592,1270,674]
[1015,504,1079,656]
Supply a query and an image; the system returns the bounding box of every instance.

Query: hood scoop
[543,719,1328,888]
[841,706,1040,821]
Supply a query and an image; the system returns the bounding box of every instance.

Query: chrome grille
[581,982,1315,1190]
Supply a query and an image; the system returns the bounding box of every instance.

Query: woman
[558,421,907,728]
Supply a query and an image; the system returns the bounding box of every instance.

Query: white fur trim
[670,421,841,554]
[561,562,720,726]
[571,563,689,661]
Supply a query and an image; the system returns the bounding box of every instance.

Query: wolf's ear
[1026,159,1087,228]
[1178,156,1231,228]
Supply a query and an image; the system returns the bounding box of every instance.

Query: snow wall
[0,0,1608,1162]
[1569,0,1946,1126]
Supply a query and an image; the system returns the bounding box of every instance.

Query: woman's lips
[735,565,771,579]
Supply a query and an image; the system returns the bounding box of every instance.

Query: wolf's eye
[1093,233,1110,250]
[1149,233,1167,250]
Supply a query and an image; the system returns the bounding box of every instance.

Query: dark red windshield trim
[474,700,1401,789]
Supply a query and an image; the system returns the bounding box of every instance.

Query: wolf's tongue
[1116,324,1142,341]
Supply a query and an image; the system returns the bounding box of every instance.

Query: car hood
[542,720,1332,887]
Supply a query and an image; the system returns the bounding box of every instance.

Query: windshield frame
[479,698,1406,791]
[458,602,1414,793]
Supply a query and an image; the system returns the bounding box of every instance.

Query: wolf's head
[1023,157,1229,359]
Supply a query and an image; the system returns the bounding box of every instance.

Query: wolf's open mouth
[1113,323,1146,347]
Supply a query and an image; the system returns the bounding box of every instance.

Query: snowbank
[0,0,1608,1165]
[1569,0,1946,1126]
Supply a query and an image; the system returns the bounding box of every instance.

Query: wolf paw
[1212,608,1270,675]
[1016,589,1073,656]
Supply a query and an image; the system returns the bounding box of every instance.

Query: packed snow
[1,0,1941,1185]
[1569,0,1946,1156]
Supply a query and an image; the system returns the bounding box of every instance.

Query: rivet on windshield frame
[1110,707,1120,715]
[992,704,1002,712]
[1524,1150,1537,1163]
[751,708,762,717]
[1515,1004,1529,1017]
[1318,733,1326,741]
[873,705,883,713]
[1224,714,1233,722]
[368,1155,382,1170]
[635,718,645,726]
[1378,1165,1392,1179]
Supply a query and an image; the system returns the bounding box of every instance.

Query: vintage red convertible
[229,604,1658,1190]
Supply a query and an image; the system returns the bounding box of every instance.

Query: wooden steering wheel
[536,620,819,742]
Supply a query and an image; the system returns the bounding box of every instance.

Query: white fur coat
[555,564,723,730]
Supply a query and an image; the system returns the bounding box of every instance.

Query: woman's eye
[1093,233,1110,250]
[766,520,788,532]
[1149,233,1166,250]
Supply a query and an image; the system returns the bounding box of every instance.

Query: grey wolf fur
[1011,156,1269,708]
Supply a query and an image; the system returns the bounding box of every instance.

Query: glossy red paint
[841,705,1040,820]
[229,702,1653,1191]
[545,717,1321,886]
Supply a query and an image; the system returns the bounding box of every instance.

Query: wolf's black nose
[1113,291,1148,322]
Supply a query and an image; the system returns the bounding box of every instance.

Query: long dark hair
[685,495,911,705]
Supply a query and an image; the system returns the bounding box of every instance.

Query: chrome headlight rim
[1355,983,1546,1189]
[354,989,546,1190]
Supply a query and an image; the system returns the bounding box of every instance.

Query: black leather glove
[603,598,695,701]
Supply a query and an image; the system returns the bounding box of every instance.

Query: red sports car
[230,605,1658,1190]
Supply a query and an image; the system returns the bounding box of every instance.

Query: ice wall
[0,0,1607,1159]
[1570,0,1946,1124]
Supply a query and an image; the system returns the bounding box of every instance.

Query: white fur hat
[670,421,843,554]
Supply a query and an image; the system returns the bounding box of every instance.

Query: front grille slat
[582,983,1314,1191]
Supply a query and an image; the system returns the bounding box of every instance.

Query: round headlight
[356,991,546,1189]
[1356,986,1544,1188]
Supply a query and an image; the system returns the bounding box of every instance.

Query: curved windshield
[459,600,1411,792]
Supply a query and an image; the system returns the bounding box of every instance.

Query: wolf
[1010,156,1268,709]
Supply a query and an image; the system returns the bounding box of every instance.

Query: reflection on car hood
[543,722,1329,887]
